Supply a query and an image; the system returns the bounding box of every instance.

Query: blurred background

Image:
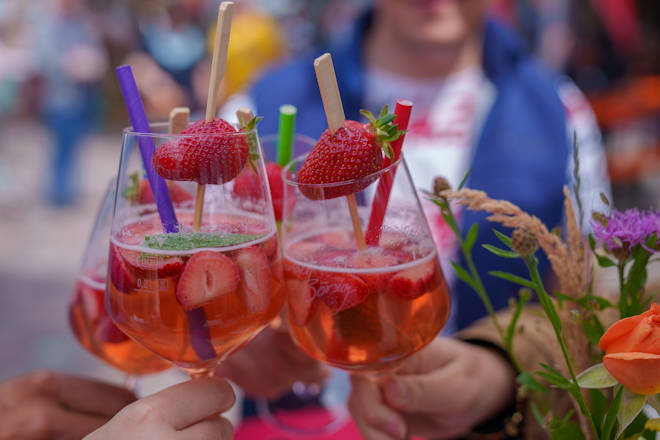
[0,0,658,395]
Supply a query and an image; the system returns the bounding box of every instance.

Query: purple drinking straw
[115,65,216,362]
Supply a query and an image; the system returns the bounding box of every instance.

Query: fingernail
[383,421,405,439]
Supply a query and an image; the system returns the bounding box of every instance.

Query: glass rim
[282,153,404,189]
[122,121,257,138]
[260,132,317,146]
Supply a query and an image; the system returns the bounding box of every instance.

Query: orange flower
[599,303,660,395]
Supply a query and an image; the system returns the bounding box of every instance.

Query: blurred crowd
[0,0,658,207]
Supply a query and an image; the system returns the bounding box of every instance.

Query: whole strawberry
[153,117,260,185]
[297,107,403,200]
[233,162,293,221]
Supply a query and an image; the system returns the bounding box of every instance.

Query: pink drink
[69,266,171,375]
[106,212,284,373]
[283,229,450,373]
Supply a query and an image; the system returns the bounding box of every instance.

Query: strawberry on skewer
[303,53,403,251]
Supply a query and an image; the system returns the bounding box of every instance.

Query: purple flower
[591,208,660,254]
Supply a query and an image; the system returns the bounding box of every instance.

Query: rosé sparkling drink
[69,264,171,375]
[107,118,284,375]
[283,228,449,373]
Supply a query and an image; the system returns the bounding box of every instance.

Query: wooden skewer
[313,53,366,251]
[169,107,190,134]
[193,1,234,232]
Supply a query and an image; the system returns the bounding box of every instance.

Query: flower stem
[617,263,627,318]
[525,256,600,440]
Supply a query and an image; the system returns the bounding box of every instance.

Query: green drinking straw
[276,104,297,166]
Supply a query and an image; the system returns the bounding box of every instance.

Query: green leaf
[464,223,479,253]
[536,366,573,390]
[589,388,607,427]
[458,168,471,190]
[596,253,617,267]
[493,229,513,248]
[488,271,536,289]
[575,363,618,389]
[517,371,549,394]
[451,261,478,292]
[550,421,585,440]
[506,288,531,353]
[588,233,596,251]
[603,386,623,440]
[617,389,647,437]
[531,402,548,431]
[483,244,519,259]
[243,115,263,131]
[143,232,262,251]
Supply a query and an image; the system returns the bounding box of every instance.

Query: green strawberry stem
[360,105,406,161]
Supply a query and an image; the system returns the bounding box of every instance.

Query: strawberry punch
[70,265,171,375]
[282,153,451,373]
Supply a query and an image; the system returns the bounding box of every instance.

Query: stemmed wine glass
[281,153,450,375]
[105,123,284,378]
[253,134,351,436]
[69,180,171,389]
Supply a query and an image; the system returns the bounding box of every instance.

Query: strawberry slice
[349,253,398,294]
[234,246,272,313]
[119,248,184,277]
[388,258,438,300]
[261,234,279,258]
[96,316,129,344]
[74,281,104,322]
[109,244,137,293]
[176,251,239,310]
[286,279,318,326]
[319,273,369,312]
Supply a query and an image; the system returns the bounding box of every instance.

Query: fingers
[135,377,235,430]
[348,375,407,440]
[382,341,468,414]
[34,399,110,439]
[394,338,459,375]
[29,370,136,417]
[177,417,233,440]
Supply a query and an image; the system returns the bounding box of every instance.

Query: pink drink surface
[106,212,284,373]
[283,229,450,373]
[69,270,171,375]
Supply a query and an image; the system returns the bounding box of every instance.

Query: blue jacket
[251,15,569,330]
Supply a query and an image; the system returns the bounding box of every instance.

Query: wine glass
[105,122,285,378]
[253,134,351,436]
[281,153,450,375]
[69,180,171,389]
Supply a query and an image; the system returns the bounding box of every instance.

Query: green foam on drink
[142,232,262,251]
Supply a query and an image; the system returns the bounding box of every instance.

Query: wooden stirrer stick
[169,107,190,134]
[193,1,234,232]
[313,53,366,251]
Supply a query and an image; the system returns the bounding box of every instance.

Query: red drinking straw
[365,99,413,246]
[115,65,216,362]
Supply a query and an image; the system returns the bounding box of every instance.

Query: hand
[216,327,328,398]
[348,338,516,440]
[0,370,136,440]
[85,377,235,440]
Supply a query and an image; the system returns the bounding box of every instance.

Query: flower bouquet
[429,165,660,439]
